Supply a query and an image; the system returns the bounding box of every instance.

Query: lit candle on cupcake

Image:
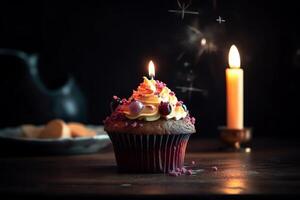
[104,60,196,173]
[148,60,155,80]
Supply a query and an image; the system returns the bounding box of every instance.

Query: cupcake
[104,76,196,173]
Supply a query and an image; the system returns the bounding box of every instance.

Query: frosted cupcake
[104,76,196,173]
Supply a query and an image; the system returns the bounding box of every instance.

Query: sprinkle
[186,170,193,175]
[176,102,182,106]
[212,166,218,171]
[190,117,196,124]
[181,167,187,174]
[156,80,166,89]
[182,104,188,112]
[131,121,137,127]
[169,92,175,96]
[139,123,143,127]
[169,167,200,176]
[121,98,130,105]
[191,161,196,165]
[169,171,179,177]
[113,95,119,100]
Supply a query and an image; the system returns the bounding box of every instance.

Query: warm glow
[221,159,247,194]
[223,179,245,194]
[228,45,241,68]
[148,60,155,79]
[201,38,207,46]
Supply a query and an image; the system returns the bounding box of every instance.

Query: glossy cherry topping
[159,102,172,116]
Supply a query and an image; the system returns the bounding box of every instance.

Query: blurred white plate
[0,125,111,155]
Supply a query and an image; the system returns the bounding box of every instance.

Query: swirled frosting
[116,77,188,121]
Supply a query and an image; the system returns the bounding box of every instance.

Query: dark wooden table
[0,138,300,199]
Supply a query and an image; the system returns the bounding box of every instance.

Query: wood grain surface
[0,138,299,199]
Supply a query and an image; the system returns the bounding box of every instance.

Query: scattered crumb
[186,169,193,175]
[169,171,179,176]
[212,166,218,171]
[182,168,187,174]
[169,167,199,176]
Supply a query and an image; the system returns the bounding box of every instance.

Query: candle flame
[148,60,155,78]
[228,45,241,68]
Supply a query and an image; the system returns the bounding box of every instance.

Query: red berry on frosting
[129,100,144,115]
[159,102,172,116]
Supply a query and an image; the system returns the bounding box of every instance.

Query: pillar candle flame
[228,45,241,68]
[148,60,155,79]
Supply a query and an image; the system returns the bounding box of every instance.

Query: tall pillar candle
[226,45,243,129]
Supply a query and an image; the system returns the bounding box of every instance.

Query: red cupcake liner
[108,133,190,173]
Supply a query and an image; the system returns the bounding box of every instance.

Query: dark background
[0,0,299,138]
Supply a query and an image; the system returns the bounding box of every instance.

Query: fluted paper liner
[108,133,190,173]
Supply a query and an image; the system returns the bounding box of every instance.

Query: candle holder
[218,127,252,151]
